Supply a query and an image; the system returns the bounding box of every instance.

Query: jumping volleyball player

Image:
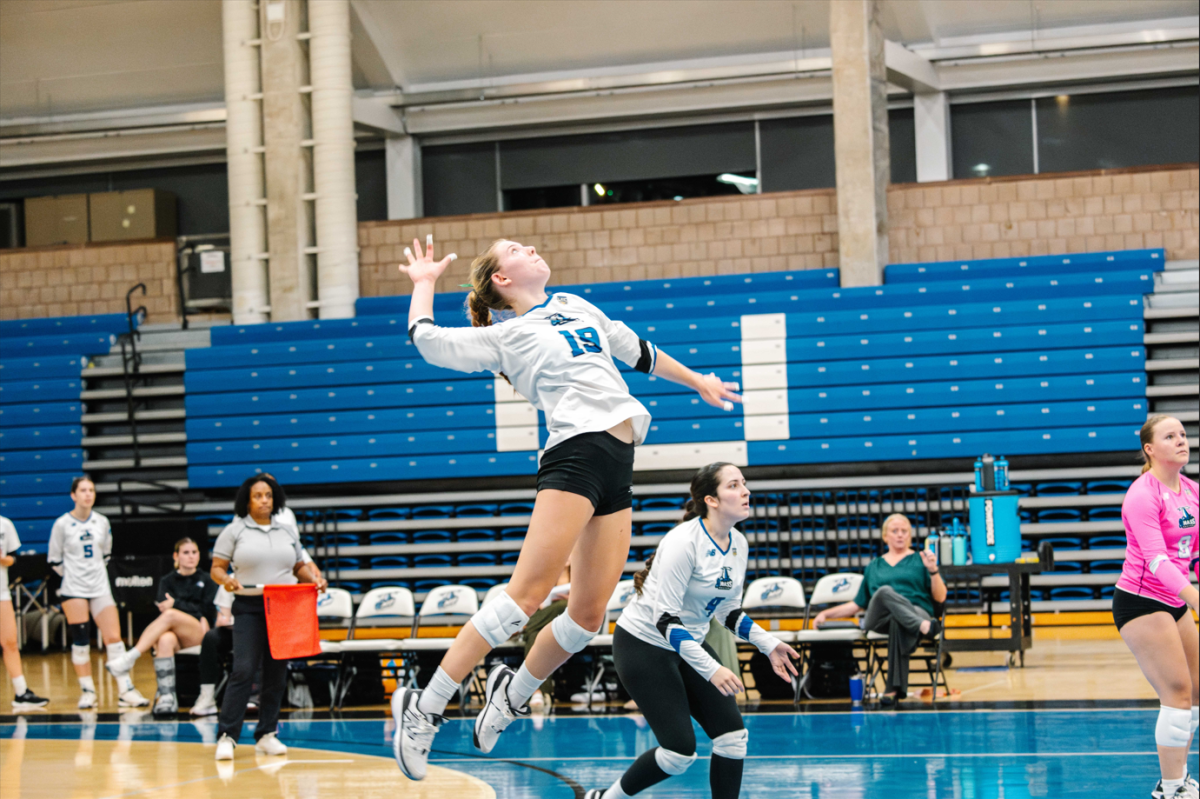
[1114,415,1199,799]
[584,463,799,799]
[389,235,742,780]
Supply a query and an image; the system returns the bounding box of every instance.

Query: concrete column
[260,0,310,321]
[222,0,269,324]
[385,135,422,220]
[309,0,359,319]
[914,91,952,183]
[830,0,889,288]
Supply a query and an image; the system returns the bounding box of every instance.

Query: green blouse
[853,552,936,616]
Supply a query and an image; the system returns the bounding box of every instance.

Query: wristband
[929,570,940,576]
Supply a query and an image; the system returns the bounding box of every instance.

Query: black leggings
[613,625,745,798]
[199,626,233,685]
[217,597,288,742]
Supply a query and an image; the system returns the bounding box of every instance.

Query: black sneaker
[12,690,49,710]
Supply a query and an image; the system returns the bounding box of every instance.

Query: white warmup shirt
[48,511,114,598]
[0,515,20,600]
[410,292,657,451]
[617,517,781,681]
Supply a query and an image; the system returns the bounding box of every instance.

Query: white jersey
[411,292,655,451]
[0,515,19,599]
[48,511,113,599]
[617,517,780,681]
[273,507,314,564]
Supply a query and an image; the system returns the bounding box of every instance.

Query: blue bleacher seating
[412,530,452,543]
[369,532,411,545]
[500,528,528,540]
[457,529,498,542]
[499,502,535,516]
[413,554,453,567]
[455,503,499,517]
[457,553,499,567]
[884,248,1162,283]
[369,556,411,569]
[411,505,455,519]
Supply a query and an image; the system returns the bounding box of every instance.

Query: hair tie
[459,284,474,288]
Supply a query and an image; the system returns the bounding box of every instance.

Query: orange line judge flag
[263,584,323,659]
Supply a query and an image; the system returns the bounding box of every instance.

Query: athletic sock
[619,748,673,795]
[153,657,176,695]
[197,684,215,702]
[506,663,546,709]
[1162,777,1185,795]
[12,676,27,696]
[602,778,633,799]
[417,666,459,717]
[78,675,96,693]
[710,754,744,799]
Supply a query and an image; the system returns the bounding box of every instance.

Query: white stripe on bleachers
[741,313,789,441]
[635,440,747,470]
[493,379,539,452]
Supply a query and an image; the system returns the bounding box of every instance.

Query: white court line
[430,751,1163,763]
[955,678,1013,697]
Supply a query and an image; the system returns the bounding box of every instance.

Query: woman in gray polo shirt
[210,474,325,761]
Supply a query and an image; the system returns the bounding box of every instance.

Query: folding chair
[866,600,950,701]
[332,586,414,709]
[739,576,806,702]
[403,585,481,705]
[792,573,868,700]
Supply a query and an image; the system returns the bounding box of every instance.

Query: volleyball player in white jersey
[584,462,799,799]
[0,515,50,708]
[390,236,741,780]
[48,477,149,709]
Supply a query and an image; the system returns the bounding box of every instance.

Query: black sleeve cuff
[408,317,434,340]
[634,339,655,374]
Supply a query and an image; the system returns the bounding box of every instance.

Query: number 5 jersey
[48,511,114,598]
[410,292,656,451]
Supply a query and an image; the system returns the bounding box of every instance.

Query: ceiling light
[593,183,605,196]
[717,173,759,195]
[972,163,991,176]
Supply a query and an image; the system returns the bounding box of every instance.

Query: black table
[939,561,1045,667]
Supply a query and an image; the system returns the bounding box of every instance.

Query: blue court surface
[2,705,1196,798]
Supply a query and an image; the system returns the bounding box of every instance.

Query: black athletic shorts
[537,430,635,516]
[1112,587,1189,632]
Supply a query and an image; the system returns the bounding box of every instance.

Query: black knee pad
[69,622,90,648]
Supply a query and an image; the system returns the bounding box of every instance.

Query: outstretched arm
[652,349,742,412]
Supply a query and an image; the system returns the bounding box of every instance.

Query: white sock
[1162,776,1185,794]
[12,676,27,695]
[417,666,459,717]
[603,779,633,799]
[106,642,136,692]
[197,684,216,702]
[78,675,96,693]
[506,663,546,710]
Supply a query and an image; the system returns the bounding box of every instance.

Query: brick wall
[0,239,177,322]
[359,164,1198,298]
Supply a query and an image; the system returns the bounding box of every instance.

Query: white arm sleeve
[0,517,19,557]
[47,518,65,575]
[714,594,781,656]
[410,317,504,374]
[651,536,721,681]
[576,298,656,372]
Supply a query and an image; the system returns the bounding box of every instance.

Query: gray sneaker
[472,664,529,754]
[391,687,443,781]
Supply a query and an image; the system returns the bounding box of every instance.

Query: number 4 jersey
[410,292,655,451]
[48,511,113,598]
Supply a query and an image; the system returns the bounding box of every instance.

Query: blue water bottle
[995,456,1009,491]
[973,458,983,492]
[926,530,940,559]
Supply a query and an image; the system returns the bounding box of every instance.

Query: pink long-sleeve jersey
[1117,471,1198,606]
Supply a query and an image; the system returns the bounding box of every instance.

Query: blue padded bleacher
[183,249,1158,487]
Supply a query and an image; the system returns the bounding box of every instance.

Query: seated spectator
[106,537,219,715]
[813,513,947,705]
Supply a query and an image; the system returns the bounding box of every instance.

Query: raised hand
[398,234,457,285]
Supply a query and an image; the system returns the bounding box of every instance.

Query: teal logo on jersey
[706,548,717,557]
[547,313,577,326]
[715,566,733,591]
[1179,507,1196,529]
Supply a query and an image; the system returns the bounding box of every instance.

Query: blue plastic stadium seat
[500,527,528,540]
[640,497,686,511]
[413,554,452,568]
[1007,483,1034,497]
[323,557,361,570]
[457,529,497,542]
[1086,507,1123,521]
[1089,536,1128,548]
[1035,509,1082,522]
[414,579,451,593]
[1034,482,1083,496]
[369,556,411,569]
[412,505,455,519]
[455,503,498,517]
[463,577,500,592]
[1039,537,1083,550]
[412,530,452,544]
[195,514,235,524]
[1089,560,1125,573]
[457,553,499,567]
[310,533,359,548]
[368,532,411,545]
[1049,587,1096,600]
[368,508,411,521]
[499,502,535,516]
[640,523,677,535]
[500,552,521,565]
[369,580,413,593]
[326,509,362,522]
[1050,562,1083,573]
[1099,586,1115,599]
[336,581,364,594]
[1085,480,1132,494]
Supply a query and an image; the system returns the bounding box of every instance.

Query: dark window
[1036,86,1199,173]
[951,100,1035,179]
[502,184,580,212]
[758,115,835,193]
[355,148,388,222]
[587,174,745,205]
[498,123,756,191]
[422,143,497,218]
[889,108,916,184]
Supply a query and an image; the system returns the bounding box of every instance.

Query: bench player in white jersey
[390,236,742,780]
[584,462,799,799]
[0,515,50,708]
[48,477,149,709]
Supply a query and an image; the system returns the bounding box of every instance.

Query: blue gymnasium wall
[184,249,1162,488]
[0,313,132,546]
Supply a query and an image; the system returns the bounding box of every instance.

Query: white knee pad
[654,747,697,776]
[71,644,91,666]
[711,728,749,760]
[550,611,600,654]
[471,591,530,649]
[1156,705,1192,748]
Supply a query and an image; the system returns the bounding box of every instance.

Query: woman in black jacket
[106,537,219,714]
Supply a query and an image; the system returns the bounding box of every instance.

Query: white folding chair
[316,587,355,654]
[791,573,868,700]
[739,576,806,701]
[332,586,415,709]
[404,585,481,703]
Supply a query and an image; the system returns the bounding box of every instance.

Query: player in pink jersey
[1114,414,1198,799]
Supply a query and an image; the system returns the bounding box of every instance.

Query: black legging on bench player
[612,625,745,798]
